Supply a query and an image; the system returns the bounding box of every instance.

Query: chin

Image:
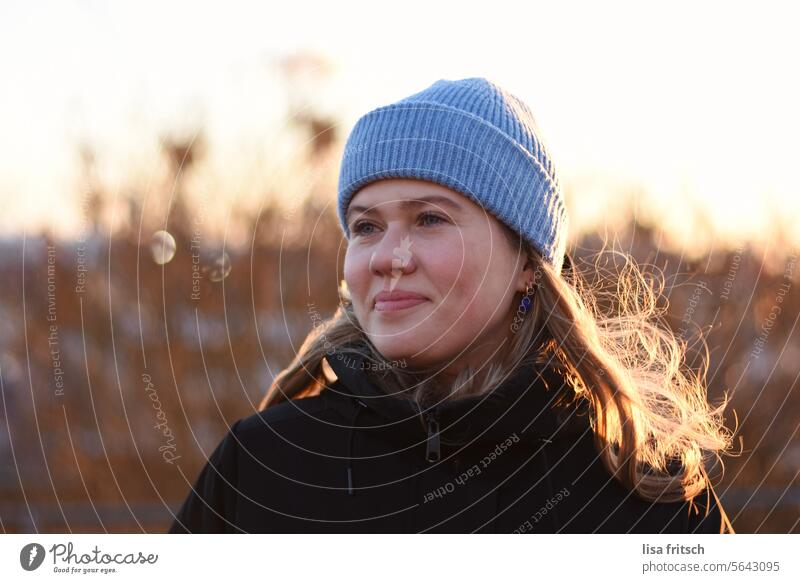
[368,334,423,361]
[370,339,417,363]
[370,334,453,369]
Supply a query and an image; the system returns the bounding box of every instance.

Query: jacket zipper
[425,408,441,463]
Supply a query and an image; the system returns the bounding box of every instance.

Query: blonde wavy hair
[258,226,735,505]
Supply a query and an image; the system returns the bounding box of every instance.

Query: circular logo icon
[20,543,46,571]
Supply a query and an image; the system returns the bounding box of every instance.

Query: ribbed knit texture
[337,77,568,272]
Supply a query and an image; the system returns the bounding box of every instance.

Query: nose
[369,226,416,279]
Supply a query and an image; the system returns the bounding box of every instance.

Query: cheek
[426,244,462,290]
[343,250,370,307]
[446,248,514,323]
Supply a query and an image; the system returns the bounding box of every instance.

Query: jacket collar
[322,350,591,454]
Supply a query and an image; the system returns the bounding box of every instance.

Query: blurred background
[0,0,798,533]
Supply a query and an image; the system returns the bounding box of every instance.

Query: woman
[169,77,735,533]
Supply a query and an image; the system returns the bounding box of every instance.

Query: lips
[373,289,428,312]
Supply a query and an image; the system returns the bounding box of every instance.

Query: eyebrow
[346,195,464,223]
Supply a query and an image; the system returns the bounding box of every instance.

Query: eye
[418,212,447,227]
[351,212,447,237]
[351,220,378,236]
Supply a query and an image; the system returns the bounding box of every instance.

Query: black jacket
[168,352,732,533]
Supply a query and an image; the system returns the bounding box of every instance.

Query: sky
[1,0,799,252]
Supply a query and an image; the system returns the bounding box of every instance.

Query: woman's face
[343,178,536,377]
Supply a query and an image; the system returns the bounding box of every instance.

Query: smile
[374,298,428,312]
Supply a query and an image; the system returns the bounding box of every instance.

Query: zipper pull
[425,409,441,463]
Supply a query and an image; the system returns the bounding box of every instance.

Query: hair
[257,222,735,506]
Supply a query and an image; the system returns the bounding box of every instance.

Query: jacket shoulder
[168,419,244,533]
[235,395,333,435]
[167,396,340,534]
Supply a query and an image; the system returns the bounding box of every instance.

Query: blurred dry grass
[0,110,798,534]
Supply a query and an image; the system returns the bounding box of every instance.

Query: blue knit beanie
[337,77,568,273]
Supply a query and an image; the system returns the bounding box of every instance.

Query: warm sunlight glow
[1,0,798,254]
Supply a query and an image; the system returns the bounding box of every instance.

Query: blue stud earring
[520,280,536,312]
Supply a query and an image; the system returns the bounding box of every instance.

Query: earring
[520,280,536,312]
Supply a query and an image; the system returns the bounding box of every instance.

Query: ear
[515,256,537,293]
